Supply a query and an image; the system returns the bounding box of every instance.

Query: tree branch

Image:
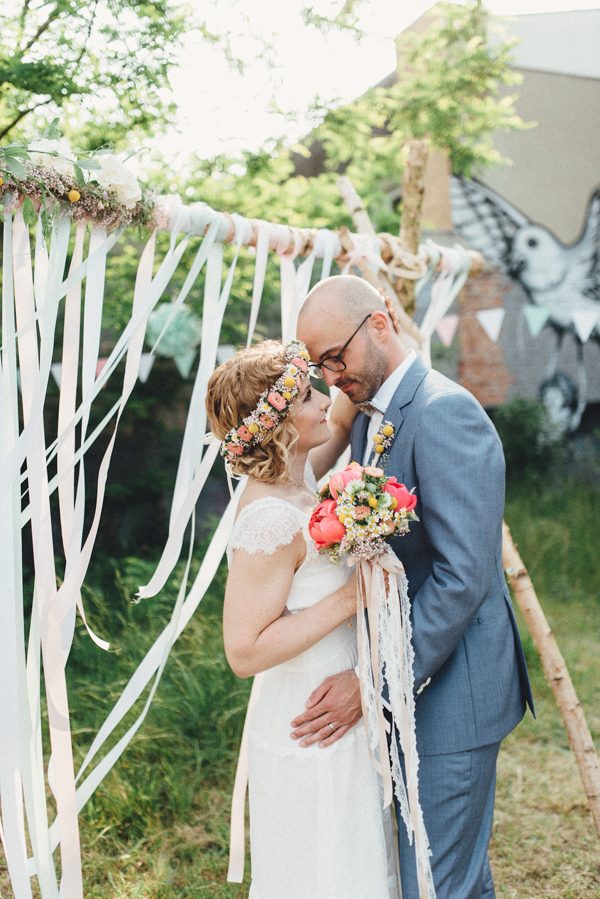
[0,97,53,141]
[72,0,99,68]
[20,4,61,55]
[19,0,32,32]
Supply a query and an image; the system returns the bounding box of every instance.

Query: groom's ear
[370,309,392,339]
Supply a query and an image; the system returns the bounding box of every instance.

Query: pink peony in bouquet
[309,461,418,563]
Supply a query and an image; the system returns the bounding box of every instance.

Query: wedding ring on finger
[327,722,336,732]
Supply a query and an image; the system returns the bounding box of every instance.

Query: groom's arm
[291,388,506,747]
[408,389,506,688]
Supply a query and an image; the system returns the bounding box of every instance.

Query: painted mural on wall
[449,176,600,433]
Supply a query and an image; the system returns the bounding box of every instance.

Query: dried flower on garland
[0,140,155,236]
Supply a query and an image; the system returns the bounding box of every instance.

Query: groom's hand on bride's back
[290,670,362,748]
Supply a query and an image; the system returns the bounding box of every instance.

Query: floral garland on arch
[0,134,156,234]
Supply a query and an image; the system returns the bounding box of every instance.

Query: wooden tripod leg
[503,521,600,837]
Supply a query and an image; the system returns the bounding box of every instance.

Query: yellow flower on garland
[68,189,81,203]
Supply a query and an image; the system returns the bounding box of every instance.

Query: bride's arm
[308,390,357,481]
[224,534,355,678]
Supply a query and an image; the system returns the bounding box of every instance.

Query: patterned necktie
[356,401,381,417]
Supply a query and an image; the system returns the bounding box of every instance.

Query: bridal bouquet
[308,462,418,564]
[309,461,435,899]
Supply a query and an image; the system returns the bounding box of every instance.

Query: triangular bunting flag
[174,350,196,379]
[523,304,550,338]
[572,308,599,343]
[137,353,155,384]
[51,362,62,388]
[476,308,505,343]
[435,314,459,347]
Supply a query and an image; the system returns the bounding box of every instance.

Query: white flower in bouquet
[27,138,75,178]
[93,154,142,208]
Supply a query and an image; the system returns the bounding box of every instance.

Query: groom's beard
[336,341,388,404]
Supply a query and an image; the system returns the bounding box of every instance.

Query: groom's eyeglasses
[309,314,372,380]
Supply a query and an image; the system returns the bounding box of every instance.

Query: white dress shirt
[363,351,417,464]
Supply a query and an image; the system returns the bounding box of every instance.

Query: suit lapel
[379,357,429,464]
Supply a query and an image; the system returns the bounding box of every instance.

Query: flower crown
[220,340,311,462]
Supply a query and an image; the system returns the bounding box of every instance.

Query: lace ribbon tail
[357,550,436,899]
[381,550,436,899]
[357,562,394,806]
[356,565,384,775]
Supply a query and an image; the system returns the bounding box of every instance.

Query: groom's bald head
[299,275,385,331]
[297,275,407,403]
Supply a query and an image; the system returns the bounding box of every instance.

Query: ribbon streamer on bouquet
[356,550,436,899]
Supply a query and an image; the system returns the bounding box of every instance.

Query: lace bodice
[227,495,350,614]
[228,496,308,556]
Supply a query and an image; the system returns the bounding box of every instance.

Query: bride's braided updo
[206,340,301,483]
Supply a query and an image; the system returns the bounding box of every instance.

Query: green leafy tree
[1,1,194,147]
[172,1,530,243]
[313,0,530,185]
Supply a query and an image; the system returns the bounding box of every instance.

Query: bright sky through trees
[153,0,599,167]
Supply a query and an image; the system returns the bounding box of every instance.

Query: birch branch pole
[503,524,600,835]
[397,139,430,314]
[337,170,600,839]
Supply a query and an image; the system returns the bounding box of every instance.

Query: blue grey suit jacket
[350,358,534,756]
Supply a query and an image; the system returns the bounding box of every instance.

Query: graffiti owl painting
[450,176,600,431]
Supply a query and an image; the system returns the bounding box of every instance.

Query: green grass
[1,478,599,897]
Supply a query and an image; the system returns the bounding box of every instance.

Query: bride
[206,338,399,898]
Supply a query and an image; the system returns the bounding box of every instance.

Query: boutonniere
[371,420,395,464]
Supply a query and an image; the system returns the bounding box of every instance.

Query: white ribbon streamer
[0,196,445,898]
[418,242,471,368]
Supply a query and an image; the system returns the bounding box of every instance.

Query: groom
[293,275,534,898]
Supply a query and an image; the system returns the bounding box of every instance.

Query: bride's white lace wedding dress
[228,495,399,899]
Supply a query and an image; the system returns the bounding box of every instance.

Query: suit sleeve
[409,389,506,688]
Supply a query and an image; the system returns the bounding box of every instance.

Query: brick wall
[457,269,515,407]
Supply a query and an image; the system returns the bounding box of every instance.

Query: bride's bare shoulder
[236,480,294,517]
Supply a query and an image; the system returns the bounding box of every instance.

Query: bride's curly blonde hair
[206,340,301,483]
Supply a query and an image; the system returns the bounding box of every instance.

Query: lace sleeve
[229,498,307,556]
